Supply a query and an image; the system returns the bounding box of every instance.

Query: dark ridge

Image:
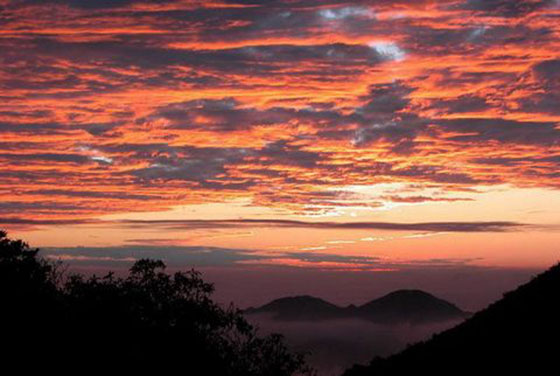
[245,295,344,321]
[245,290,467,324]
[357,289,467,324]
[343,263,560,375]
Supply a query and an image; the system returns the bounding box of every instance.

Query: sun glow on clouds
[1,0,559,270]
[319,6,376,20]
[369,42,406,62]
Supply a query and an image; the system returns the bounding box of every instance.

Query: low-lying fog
[248,314,462,376]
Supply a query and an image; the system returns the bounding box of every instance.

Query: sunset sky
[1,0,559,308]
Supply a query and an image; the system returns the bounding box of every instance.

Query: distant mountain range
[343,263,560,375]
[245,289,468,324]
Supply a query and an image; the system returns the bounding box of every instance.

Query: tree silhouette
[0,231,314,375]
[0,230,63,346]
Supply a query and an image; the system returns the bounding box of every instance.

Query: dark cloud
[533,59,560,83]
[41,244,483,272]
[113,134,494,188]
[0,217,93,226]
[470,155,560,183]
[0,152,92,164]
[518,93,560,115]
[128,147,252,188]
[0,201,85,212]
[209,4,378,40]
[382,195,474,203]
[430,94,490,114]
[0,141,55,151]
[435,118,560,146]
[259,140,323,168]
[471,155,560,166]
[0,109,53,118]
[43,245,264,267]
[401,24,554,58]
[144,97,354,132]
[145,98,287,131]
[358,82,413,115]
[350,82,426,153]
[20,0,174,9]
[0,119,125,136]
[24,189,163,200]
[117,219,527,233]
[516,59,560,115]
[430,69,518,89]
[125,141,325,187]
[0,121,70,135]
[460,0,553,17]
[0,216,530,232]
[25,38,382,76]
[81,121,126,136]
[350,114,425,152]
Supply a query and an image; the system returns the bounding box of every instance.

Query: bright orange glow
[0,0,559,272]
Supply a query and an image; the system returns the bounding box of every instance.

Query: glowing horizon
[1,0,559,273]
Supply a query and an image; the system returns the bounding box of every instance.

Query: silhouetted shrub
[0,231,314,375]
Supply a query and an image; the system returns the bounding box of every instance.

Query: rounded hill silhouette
[357,289,466,324]
[245,295,343,320]
[245,290,467,324]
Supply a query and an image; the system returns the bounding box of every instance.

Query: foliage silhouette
[0,231,314,375]
[343,262,560,375]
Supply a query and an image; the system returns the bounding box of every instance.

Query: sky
[1,0,559,309]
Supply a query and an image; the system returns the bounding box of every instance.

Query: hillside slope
[343,263,560,375]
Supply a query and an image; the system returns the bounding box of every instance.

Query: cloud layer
[1,0,559,223]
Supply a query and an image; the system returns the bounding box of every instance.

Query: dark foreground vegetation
[0,231,314,375]
[344,261,560,375]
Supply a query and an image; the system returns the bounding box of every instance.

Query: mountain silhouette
[343,263,560,375]
[357,289,466,324]
[245,295,344,320]
[245,290,467,324]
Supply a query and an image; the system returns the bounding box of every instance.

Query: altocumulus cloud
[0,0,559,221]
